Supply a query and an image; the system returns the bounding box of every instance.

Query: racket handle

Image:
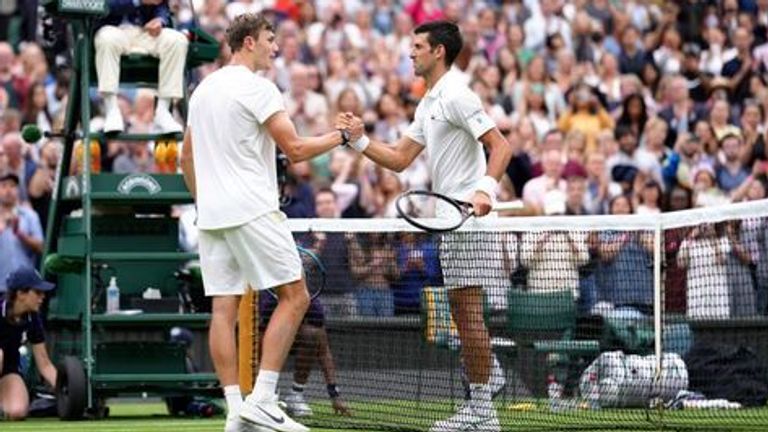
[492,200,525,211]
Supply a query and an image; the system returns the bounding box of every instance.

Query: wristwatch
[338,128,351,146]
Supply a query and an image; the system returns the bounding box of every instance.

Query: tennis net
[243,199,768,431]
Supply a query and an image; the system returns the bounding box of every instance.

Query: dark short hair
[413,21,463,67]
[226,13,274,53]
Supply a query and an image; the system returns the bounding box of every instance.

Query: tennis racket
[267,246,326,300]
[395,190,524,233]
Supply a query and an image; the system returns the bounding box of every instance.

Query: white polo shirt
[405,69,496,202]
[188,65,285,230]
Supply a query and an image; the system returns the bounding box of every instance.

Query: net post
[238,287,258,394]
[653,219,663,391]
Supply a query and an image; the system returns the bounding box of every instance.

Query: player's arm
[357,135,425,173]
[266,111,346,163]
[470,128,514,216]
[180,129,196,199]
[32,342,57,388]
[317,328,352,416]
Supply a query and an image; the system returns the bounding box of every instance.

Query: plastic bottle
[106,277,120,313]
[585,372,601,410]
[547,374,563,412]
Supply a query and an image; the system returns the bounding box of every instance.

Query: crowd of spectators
[1,0,767,318]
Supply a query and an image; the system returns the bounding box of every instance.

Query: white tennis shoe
[240,395,309,432]
[284,389,313,417]
[429,402,501,432]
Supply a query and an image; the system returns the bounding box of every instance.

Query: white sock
[251,370,280,402]
[103,93,118,114]
[469,383,492,412]
[156,97,172,114]
[223,385,243,416]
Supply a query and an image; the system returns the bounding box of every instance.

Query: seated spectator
[635,179,662,214]
[583,152,610,214]
[663,134,711,191]
[723,220,757,317]
[692,164,729,207]
[0,173,43,292]
[716,133,750,193]
[615,93,649,142]
[393,232,441,315]
[522,148,566,215]
[557,84,614,153]
[520,229,589,300]
[1,133,34,204]
[347,232,399,317]
[606,125,662,186]
[678,224,730,319]
[597,195,654,313]
[95,0,188,133]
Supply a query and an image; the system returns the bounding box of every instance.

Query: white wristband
[475,175,498,199]
[350,135,370,153]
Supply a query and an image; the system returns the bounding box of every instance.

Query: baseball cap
[0,172,20,185]
[6,267,56,292]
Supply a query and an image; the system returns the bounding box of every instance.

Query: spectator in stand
[393,232,441,315]
[27,140,60,234]
[618,26,647,77]
[520,227,589,301]
[635,179,663,215]
[284,62,330,137]
[347,232,399,317]
[0,173,43,292]
[21,82,53,135]
[658,75,704,149]
[723,220,757,317]
[557,83,614,153]
[722,26,756,105]
[522,148,566,216]
[584,152,610,215]
[716,133,750,193]
[616,93,649,142]
[678,223,730,319]
[0,42,28,111]
[1,133,34,204]
[597,194,654,313]
[709,99,741,142]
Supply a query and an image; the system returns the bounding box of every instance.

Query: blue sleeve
[107,0,139,15]
[662,152,680,185]
[155,2,171,27]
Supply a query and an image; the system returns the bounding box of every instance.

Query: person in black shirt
[0,266,57,420]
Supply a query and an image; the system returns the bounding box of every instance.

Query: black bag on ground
[685,342,768,407]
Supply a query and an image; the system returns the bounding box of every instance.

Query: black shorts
[0,348,21,379]
[259,294,325,329]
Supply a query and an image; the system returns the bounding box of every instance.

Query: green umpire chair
[506,289,600,397]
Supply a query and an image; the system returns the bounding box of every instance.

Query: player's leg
[198,228,247,431]
[230,213,310,432]
[429,287,499,432]
[449,286,491,384]
[0,373,30,420]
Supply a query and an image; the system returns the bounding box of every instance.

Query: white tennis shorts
[439,231,489,290]
[198,211,302,296]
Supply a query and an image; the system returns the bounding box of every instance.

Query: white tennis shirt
[405,69,496,202]
[188,65,285,230]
